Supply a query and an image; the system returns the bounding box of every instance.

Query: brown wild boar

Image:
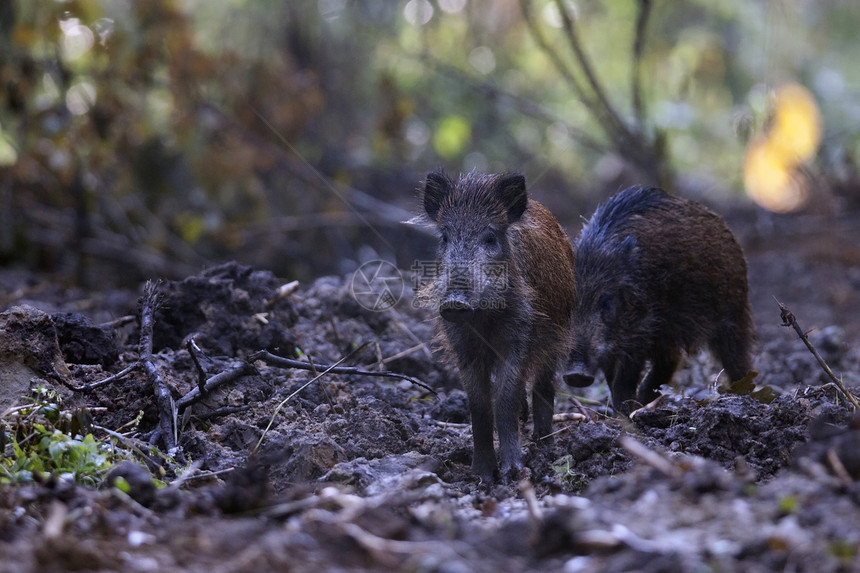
[421,170,576,482]
[564,186,755,414]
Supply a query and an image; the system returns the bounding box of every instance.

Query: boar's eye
[440,231,449,244]
[482,229,498,249]
[599,295,617,321]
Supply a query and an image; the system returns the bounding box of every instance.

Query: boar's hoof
[471,461,497,484]
[440,296,474,323]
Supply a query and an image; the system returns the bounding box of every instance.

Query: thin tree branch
[519,0,656,177]
[518,0,601,125]
[552,0,633,142]
[424,56,608,155]
[631,0,653,130]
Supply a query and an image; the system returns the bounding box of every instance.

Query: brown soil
[1,208,859,573]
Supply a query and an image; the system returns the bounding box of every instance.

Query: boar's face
[422,170,527,323]
[565,236,644,386]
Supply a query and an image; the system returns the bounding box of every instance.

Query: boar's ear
[496,173,528,223]
[423,170,451,222]
[619,235,637,259]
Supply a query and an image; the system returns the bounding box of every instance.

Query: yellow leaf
[743,138,805,213]
[743,83,821,213]
[770,83,822,163]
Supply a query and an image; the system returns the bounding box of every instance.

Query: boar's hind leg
[609,357,645,416]
[637,346,680,407]
[532,366,556,442]
[711,320,753,382]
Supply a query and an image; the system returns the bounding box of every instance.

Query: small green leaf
[777,494,798,514]
[112,476,132,494]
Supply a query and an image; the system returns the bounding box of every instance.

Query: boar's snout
[439,293,474,323]
[563,363,595,387]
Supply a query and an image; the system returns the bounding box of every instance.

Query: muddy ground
[1,207,859,572]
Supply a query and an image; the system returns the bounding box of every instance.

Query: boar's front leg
[460,361,497,482]
[493,345,527,481]
[637,345,680,407]
[609,355,645,416]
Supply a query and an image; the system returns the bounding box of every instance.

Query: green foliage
[828,539,858,564]
[777,494,798,515]
[3,432,109,486]
[2,0,859,284]
[1,392,125,486]
[433,116,472,158]
[552,454,588,492]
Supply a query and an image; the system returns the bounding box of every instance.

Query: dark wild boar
[564,186,755,414]
[421,170,576,482]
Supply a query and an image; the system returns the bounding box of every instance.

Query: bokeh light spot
[743,83,821,213]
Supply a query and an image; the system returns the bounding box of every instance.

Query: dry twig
[826,447,854,485]
[264,280,300,308]
[72,362,140,392]
[253,352,362,453]
[186,336,208,392]
[250,350,437,396]
[98,315,136,329]
[619,434,682,479]
[519,479,544,524]
[175,361,258,410]
[776,298,859,409]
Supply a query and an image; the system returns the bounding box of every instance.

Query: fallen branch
[139,281,179,454]
[175,361,258,410]
[250,350,438,396]
[776,298,859,409]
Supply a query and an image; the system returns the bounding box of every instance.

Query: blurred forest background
[1,0,859,288]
